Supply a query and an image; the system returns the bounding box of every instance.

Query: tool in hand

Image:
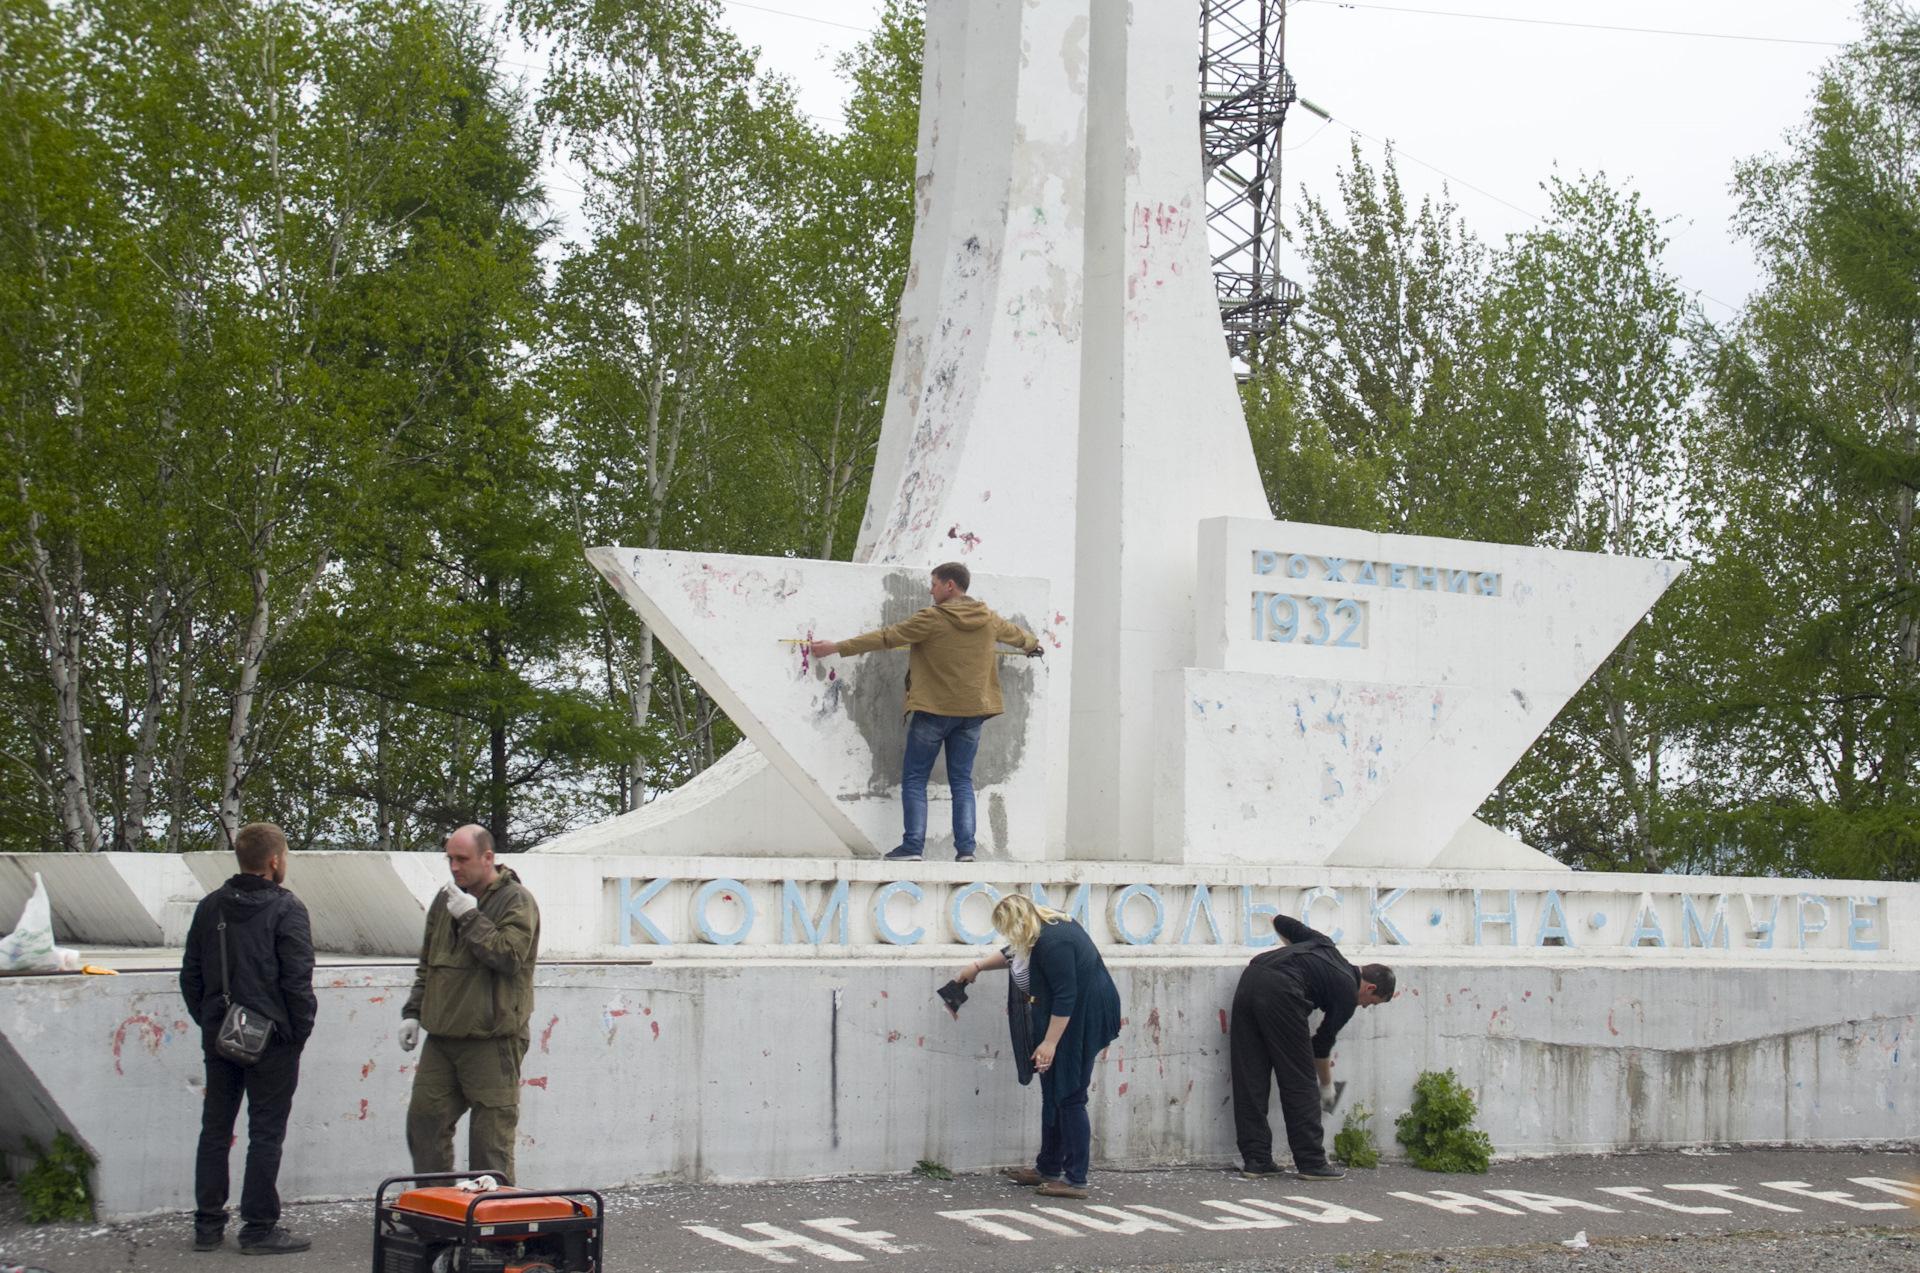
[936,980,969,1019]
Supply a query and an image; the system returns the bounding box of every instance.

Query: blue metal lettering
[1323,557,1349,583]
[1287,553,1311,579]
[1447,569,1470,593]
[1798,894,1829,950]
[872,880,925,945]
[1181,884,1226,944]
[693,878,755,945]
[1357,560,1380,586]
[1254,550,1279,574]
[1629,895,1667,947]
[1417,566,1438,590]
[1389,563,1408,588]
[1478,572,1498,596]
[1029,881,1091,926]
[1243,887,1279,947]
[1299,887,1344,943]
[1473,890,1518,947]
[618,876,673,946]
[1111,884,1166,945]
[1534,890,1573,946]
[1680,894,1729,949]
[949,881,1004,945]
[1368,887,1409,946]
[1849,896,1881,951]
[781,879,850,945]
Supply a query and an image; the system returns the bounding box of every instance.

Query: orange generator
[373,1174,603,1273]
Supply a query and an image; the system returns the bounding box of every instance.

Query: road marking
[937,1209,1081,1240]
[1851,1176,1920,1204]
[1127,1203,1290,1231]
[1034,1205,1181,1234]
[1761,1180,1908,1211]
[801,1218,911,1253]
[1196,1201,1295,1227]
[1239,1196,1384,1224]
[1596,1186,1731,1214]
[1484,1190,1622,1215]
[684,1223,864,1263]
[1666,1184,1800,1212]
[1391,1190,1527,1216]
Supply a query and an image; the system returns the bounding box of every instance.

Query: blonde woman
[950,894,1122,1198]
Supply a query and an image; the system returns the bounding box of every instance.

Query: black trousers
[194,1037,302,1236]
[1229,965,1326,1170]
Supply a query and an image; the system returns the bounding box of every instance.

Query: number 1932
[1251,591,1367,647]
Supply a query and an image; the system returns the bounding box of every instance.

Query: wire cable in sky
[1298,0,1845,48]
[724,0,872,33]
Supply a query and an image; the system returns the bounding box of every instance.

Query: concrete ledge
[4,956,1914,1218]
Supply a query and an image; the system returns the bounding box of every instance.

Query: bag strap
[217,904,233,1007]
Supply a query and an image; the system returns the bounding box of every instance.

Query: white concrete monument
[551,0,1678,871]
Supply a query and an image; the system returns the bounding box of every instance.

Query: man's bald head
[446,824,498,895]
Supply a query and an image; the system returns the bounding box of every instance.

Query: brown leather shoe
[1035,1180,1089,1198]
[1000,1167,1047,1186]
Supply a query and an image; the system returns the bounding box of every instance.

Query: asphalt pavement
[2,1148,1915,1273]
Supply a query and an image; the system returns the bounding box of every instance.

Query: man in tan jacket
[398,824,540,1184]
[811,562,1041,862]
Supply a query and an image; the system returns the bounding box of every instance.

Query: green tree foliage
[0,0,917,851]
[18,1132,94,1222]
[1675,0,1920,878]
[1394,1070,1492,1173]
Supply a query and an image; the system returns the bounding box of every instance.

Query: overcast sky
[695,0,1862,322]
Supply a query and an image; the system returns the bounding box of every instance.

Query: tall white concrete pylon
[585,548,1052,858]
[1067,0,1273,860]
[855,0,1091,851]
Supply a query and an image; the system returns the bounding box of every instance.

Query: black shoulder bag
[214,900,277,1066]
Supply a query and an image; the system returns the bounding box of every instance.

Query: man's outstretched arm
[994,617,1043,656]
[811,608,946,658]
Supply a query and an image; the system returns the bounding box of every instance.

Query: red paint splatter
[917,1037,925,1047]
[523,1077,549,1090]
[1116,1046,1125,1073]
[880,990,888,999]
[540,1015,559,1053]
[361,1061,375,1080]
[357,1100,369,1121]
[887,1031,902,1043]
[1117,1083,1129,1096]
[1219,1009,1229,1034]
[642,1006,651,1015]
[609,1009,629,1018]
[111,1015,166,1076]
[1145,1008,1162,1046]
[650,1022,660,1040]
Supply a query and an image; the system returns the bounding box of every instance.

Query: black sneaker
[238,1228,312,1256]
[882,847,922,862]
[193,1228,224,1252]
[1240,1161,1285,1178]
[1295,1162,1347,1180]
[955,853,975,863]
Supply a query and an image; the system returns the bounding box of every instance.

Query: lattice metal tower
[1200,0,1303,360]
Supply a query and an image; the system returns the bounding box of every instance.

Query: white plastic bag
[0,873,62,972]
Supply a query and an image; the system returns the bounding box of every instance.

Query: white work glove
[441,883,477,920]
[455,1174,501,1192]
[399,1018,421,1052]
[1320,1081,1338,1114]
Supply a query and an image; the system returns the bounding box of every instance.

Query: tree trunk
[122,569,174,848]
[218,564,273,846]
[20,497,102,852]
[165,600,198,853]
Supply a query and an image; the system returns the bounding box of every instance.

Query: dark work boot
[1295,1162,1347,1180]
[1239,1161,1285,1179]
[238,1227,312,1256]
[192,1225,224,1252]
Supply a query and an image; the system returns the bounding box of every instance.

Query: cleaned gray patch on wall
[829,570,1034,793]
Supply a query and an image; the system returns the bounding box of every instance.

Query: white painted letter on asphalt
[1484,1190,1621,1215]
[1596,1186,1730,1215]
[1760,1181,1907,1211]
[683,1223,864,1263]
[937,1209,1081,1241]
[1665,1184,1799,1212]
[1390,1190,1527,1216]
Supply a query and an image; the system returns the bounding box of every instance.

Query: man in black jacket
[179,823,317,1255]
[1231,914,1394,1180]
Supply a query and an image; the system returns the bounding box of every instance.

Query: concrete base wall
[4,955,1915,1218]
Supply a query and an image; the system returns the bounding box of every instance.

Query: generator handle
[461,1187,604,1226]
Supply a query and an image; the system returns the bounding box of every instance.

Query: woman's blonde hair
[992,893,1072,957]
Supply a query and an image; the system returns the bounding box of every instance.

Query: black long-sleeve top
[1250,914,1360,1058]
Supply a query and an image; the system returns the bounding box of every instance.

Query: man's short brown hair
[932,561,970,593]
[234,822,289,873]
[1360,963,1396,1001]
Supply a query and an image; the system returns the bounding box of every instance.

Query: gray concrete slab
[1,1148,1915,1272]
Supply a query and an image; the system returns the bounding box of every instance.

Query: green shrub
[1394,1069,1493,1173]
[19,1133,94,1222]
[1331,1103,1380,1169]
[911,1159,953,1181]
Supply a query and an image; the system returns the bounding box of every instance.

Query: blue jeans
[1034,1048,1101,1188]
[899,711,985,857]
